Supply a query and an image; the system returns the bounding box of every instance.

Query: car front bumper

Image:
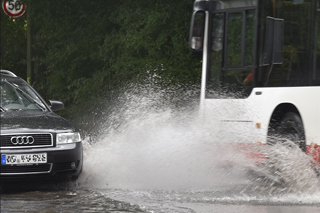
[0,142,83,181]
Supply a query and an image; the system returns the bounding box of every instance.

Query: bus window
[265,0,312,87]
[245,10,255,66]
[226,12,243,67]
[316,10,320,84]
[207,13,225,98]
[225,10,255,67]
[212,13,224,51]
[224,9,256,69]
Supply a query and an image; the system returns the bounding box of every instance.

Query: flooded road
[1,84,320,212]
[1,181,320,213]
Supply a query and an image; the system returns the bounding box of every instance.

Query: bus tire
[269,112,306,152]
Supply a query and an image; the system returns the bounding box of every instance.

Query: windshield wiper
[4,79,47,111]
[0,106,6,112]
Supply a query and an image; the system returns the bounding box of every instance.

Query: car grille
[0,163,52,175]
[0,133,53,148]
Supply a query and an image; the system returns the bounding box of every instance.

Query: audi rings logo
[11,136,34,145]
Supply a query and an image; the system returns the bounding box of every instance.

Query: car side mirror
[49,100,64,111]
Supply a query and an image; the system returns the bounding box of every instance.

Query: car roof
[0,70,25,83]
[1,70,18,77]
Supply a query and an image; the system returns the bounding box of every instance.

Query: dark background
[1,0,202,136]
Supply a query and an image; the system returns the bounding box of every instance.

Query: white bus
[189,0,320,164]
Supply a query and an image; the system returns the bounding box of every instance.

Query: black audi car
[0,70,83,181]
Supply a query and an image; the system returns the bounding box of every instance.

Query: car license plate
[1,153,47,165]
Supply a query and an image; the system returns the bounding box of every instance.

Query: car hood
[0,110,76,133]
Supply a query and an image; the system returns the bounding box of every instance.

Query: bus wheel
[272,112,306,152]
[260,112,307,186]
[275,112,306,152]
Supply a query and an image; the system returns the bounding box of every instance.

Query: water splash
[78,81,249,190]
[78,80,320,202]
[246,141,320,194]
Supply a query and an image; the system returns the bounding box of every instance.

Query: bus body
[189,0,320,163]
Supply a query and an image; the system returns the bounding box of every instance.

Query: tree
[1,9,27,78]
[1,0,201,134]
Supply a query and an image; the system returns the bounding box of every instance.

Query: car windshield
[0,80,46,111]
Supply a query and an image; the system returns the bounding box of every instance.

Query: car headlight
[56,132,81,144]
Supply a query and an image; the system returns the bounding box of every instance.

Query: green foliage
[100,0,199,83]
[1,11,27,78]
[1,0,202,130]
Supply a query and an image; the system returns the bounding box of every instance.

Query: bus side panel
[250,87,320,146]
[200,86,320,146]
